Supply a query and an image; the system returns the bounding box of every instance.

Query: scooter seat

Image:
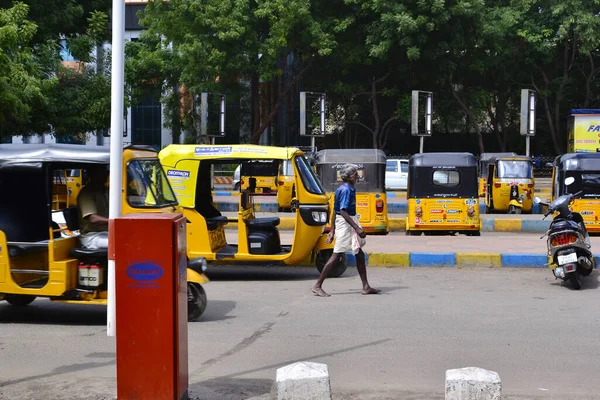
[247,217,280,229]
[71,247,108,259]
[205,216,228,231]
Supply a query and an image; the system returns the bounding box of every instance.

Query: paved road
[1,267,599,400]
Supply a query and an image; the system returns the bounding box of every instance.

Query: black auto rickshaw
[406,152,481,236]
[551,152,600,233]
[314,149,389,234]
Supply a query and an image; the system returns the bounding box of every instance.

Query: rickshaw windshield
[565,172,600,198]
[295,155,325,195]
[127,159,178,208]
[497,160,533,179]
[317,163,385,193]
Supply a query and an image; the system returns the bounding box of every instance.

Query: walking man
[311,163,381,297]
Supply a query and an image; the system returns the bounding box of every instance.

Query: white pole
[210,137,215,190]
[526,136,530,157]
[311,137,315,152]
[419,137,424,153]
[107,0,125,338]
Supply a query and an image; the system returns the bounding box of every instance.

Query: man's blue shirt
[333,182,356,216]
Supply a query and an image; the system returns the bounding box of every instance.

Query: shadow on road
[189,377,274,400]
[0,302,107,326]
[200,300,237,322]
[205,266,345,282]
[548,269,600,290]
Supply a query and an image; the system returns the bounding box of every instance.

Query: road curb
[329,252,600,268]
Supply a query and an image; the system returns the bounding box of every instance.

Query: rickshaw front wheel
[316,251,348,278]
[4,294,36,307]
[187,283,207,321]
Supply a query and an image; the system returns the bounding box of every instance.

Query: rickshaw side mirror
[565,177,575,186]
[533,196,542,204]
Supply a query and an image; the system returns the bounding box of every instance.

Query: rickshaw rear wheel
[5,294,36,307]
[187,283,207,321]
[316,251,348,278]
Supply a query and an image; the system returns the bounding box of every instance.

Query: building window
[59,39,78,62]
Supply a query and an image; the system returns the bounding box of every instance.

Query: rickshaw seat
[71,247,108,259]
[247,217,280,229]
[7,241,49,257]
[206,216,228,231]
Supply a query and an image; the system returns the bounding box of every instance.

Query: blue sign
[126,261,164,289]
[167,169,191,179]
[194,146,232,156]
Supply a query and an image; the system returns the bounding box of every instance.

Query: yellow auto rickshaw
[314,149,389,235]
[484,155,535,214]
[239,160,279,195]
[0,144,209,321]
[550,152,600,233]
[158,144,348,277]
[405,152,481,236]
[478,152,516,196]
[276,159,296,212]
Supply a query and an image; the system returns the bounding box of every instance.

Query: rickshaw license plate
[557,253,577,265]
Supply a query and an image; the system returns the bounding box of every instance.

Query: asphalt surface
[1,266,600,399]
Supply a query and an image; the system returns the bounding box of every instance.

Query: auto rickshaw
[550,152,600,233]
[405,152,481,236]
[239,160,279,195]
[158,144,348,277]
[478,152,516,196]
[484,155,535,214]
[314,149,389,235]
[0,144,209,321]
[276,159,296,212]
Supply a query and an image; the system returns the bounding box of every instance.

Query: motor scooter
[534,177,595,290]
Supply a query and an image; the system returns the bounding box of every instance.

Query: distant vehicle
[385,159,409,190]
[233,164,241,190]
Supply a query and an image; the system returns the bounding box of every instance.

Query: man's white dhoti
[333,214,366,255]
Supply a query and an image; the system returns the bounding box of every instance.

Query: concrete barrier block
[276,361,331,400]
[445,367,501,400]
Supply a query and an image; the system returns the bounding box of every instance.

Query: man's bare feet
[362,287,381,295]
[311,287,331,297]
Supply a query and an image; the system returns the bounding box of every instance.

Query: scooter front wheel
[187,283,207,321]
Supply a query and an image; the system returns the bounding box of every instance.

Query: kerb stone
[445,367,501,400]
[276,361,331,400]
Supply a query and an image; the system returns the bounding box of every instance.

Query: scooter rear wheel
[569,272,582,290]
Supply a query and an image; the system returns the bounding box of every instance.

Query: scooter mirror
[533,196,542,204]
[565,177,575,186]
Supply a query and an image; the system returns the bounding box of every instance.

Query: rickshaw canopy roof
[314,149,386,164]
[0,143,156,168]
[486,155,532,164]
[159,144,300,165]
[479,152,517,161]
[554,152,600,171]
[409,152,477,168]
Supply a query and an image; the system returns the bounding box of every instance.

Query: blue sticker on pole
[126,261,164,289]
[194,146,232,156]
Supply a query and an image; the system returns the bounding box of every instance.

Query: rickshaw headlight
[312,211,327,223]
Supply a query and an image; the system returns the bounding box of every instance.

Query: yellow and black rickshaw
[478,152,516,196]
[239,160,280,195]
[550,152,600,233]
[314,149,389,235]
[484,155,535,214]
[405,152,481,236]
[158,144,348,277]
[0,144,209,321]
